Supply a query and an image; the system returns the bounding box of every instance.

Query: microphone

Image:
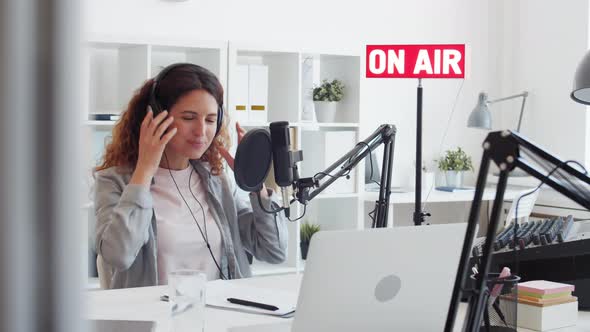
[269,121,293,218]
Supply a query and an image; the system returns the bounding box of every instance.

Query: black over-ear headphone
[148,63,224,136]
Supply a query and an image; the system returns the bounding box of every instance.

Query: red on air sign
[366,44,466,79]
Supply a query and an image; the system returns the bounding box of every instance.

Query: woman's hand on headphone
[218,122,246,171]
[130,107,177,186]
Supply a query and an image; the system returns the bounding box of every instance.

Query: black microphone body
[269,121,293,217]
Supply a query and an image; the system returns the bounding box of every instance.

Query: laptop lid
[292,223,469,332]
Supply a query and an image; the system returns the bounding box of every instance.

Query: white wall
[84,0,498,188]
[498,0,589,163]
[496,0,590,212]
[360,1,498,188]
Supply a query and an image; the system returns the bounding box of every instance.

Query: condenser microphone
[269,121,293,217]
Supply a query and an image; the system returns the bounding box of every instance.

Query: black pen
[227,298,279,311]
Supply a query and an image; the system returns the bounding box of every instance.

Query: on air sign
[366,44,466,79]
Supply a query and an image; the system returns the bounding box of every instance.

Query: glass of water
[168,269,207,332]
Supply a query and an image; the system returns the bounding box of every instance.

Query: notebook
[206,280,297,318]
[517,280,575,295]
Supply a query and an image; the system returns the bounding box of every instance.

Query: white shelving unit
[227,42,364,275]
[82,37,227,183]
[84,38,364,277]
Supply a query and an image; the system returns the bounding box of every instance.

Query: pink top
[151,166,223,284]
[517,280,575,295]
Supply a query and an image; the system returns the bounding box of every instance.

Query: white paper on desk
[206,280,296,318]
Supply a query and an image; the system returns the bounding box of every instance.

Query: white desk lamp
[467,91,529,131]
[467,91,529,177]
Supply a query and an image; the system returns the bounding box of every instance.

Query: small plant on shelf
[312,79,345,123]
[313,79,345,102]
[300,222,321,260]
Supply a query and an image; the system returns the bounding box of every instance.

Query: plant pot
[313,101,337,123]
[445,170,464,188]
[300,241,310,260]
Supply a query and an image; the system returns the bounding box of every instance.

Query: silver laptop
[292,223,468,332]
[230,223,469,332]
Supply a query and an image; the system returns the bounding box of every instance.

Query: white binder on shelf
[233,64,249,123]
[247,64,268,123]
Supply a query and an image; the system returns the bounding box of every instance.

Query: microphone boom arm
[291,124,396,228]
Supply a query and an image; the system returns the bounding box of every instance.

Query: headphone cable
[164,153,228,280]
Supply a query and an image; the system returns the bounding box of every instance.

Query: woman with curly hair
[94,63,287,289]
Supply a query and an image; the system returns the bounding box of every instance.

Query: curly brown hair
[95,64,230,176]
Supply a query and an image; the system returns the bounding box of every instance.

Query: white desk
[85,275,301,332]
[362,187,530,228]
[86,274,590,332]
[362,186,527,204]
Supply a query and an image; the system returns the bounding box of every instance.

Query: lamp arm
[487,91,529,132]
[487,91,528,104]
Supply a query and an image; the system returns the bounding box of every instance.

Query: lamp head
[572,50,590,105]
[467,92,492,130]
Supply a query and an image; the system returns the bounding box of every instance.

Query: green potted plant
[437,147,474,188]
[313,79,344,123]
[300,222,321,260]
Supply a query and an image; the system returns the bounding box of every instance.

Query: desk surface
[85,275,301,332]
[86,274,590,332]
[363,186,528,204]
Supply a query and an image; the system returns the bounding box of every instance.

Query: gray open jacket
[94,160,288,289]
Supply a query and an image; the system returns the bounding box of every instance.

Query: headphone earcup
[215,105,223,137]
[148,84,163,116]
[149,102,162,116]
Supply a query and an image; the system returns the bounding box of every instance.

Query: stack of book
[516,280,576,306]
[503,280,578,331]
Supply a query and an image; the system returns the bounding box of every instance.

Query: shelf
[304,196,361,231]
[150,44,223,80]
[313,193,359,199]
[237,122,270,128]
[86,43,149,115]
[299,130,358,195]
[237,121,359,129]
[83,120,116,127]
[301,53,361,124]
[228,43,300,124]
[299,122,359,129]
[84,39,364,279]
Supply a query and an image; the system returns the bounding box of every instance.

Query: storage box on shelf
[228,42,300,125]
